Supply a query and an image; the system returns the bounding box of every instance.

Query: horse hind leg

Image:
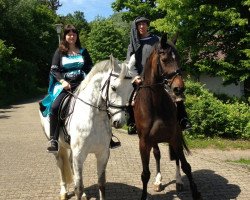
[95,149,110,200]
[169,144,184,191]
[56,147,74,200]
[175,159,184,191]
[153,145,162,192]
[178,150,202,200]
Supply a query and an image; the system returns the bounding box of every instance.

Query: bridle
[68,69,131,118]
[101,70,131,117]
[139,51,183,92]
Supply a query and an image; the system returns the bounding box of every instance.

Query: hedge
[185,80,250,139]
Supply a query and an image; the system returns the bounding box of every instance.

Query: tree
[62,11,90,32]
[39,0,62,12]
[112,0,250,86]
[86,18,128,63]
[111,0,165,22]
[155,0,250,85]
[0,0,59,104]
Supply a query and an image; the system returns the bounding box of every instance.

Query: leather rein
[68,70,131,118]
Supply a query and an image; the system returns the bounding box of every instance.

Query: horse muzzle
[173,86,185,96]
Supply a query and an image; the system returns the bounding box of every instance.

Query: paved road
[0,99,249,200]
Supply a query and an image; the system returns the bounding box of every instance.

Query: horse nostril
[173,87,184,95]
[173,87,179,93]
[113,121,121,128]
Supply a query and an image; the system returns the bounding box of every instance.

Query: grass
[122,127,250,165]
[122,126,250,150]
[185,137,250,150]
[231,158,250,165]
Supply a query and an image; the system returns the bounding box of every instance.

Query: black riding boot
[47,113,59,153]
[176,101,192,130]
[126,105,137,135]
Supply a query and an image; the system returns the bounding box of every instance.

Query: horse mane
[75,59,112,94]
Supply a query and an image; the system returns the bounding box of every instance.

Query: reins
[66,69,131,118]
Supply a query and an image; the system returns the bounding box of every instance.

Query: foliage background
[0,0,249,139]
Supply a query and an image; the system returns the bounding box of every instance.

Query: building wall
[199,74,244,97]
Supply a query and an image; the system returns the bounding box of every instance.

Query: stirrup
[110,135,121,149]
[180,118,192,131]
[47,139,58,153]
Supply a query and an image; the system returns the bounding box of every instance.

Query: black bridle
[101,71,131,117]
[68,69,131,118]
[139,53,183,91]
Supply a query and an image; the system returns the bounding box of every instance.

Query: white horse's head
[100,55,135,128]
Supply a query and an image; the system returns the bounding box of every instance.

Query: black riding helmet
[134,16,150,26]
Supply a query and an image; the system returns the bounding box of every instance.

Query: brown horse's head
[147,33,184,98]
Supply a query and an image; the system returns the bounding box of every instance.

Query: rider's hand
[132,76,142,86]
[60,79,71,90]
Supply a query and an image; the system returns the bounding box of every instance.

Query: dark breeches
[50,90,69,139]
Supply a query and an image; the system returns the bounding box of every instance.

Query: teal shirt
[41,48,93,117]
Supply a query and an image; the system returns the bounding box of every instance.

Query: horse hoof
[60,193,67,200]
[193,192,202,200]
[176,183,184,191]
[81,193,87,200]
[153,183,162,192]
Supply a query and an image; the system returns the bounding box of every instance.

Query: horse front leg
[72,149,87,200]
[139,139,152,200]
[153,145,162,192]
[95,148,110,200]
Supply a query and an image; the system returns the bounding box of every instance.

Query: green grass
[231,158,250,165]
[185,137,250,150]
[122,126,250,150]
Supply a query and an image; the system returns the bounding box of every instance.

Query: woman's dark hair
[59,24,81,54]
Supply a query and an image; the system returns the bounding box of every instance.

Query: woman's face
[65,30,77,45]
[136,21,149,38]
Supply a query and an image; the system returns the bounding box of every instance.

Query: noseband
[101,71,131,117]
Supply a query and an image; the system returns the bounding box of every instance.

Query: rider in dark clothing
[126,16,192,134]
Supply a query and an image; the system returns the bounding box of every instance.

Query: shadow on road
[66,169,241,200]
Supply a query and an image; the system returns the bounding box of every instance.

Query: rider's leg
[47,91,68,153]
[127,105,137,134]
[176,100,192,130]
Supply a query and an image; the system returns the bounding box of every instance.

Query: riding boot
[126,105,137,135]
[109,135,121,149]
[47,113,59,153]
[176,101,192,131]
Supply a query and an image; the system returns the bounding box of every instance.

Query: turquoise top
[41,48,88,117]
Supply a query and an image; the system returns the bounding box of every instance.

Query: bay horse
[39,55,135,200]
[133,34,201,200]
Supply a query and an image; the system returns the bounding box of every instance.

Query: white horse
[39,55,136,200]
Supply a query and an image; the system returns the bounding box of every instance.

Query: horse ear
[160,33,168,49]
[171,32,179,45]
[110,54,114,64]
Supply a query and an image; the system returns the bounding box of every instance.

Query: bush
[185,80,250,139]
[0,40,38,106]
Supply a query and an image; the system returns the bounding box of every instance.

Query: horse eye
[111,85,116,91]
[172,52,176,59]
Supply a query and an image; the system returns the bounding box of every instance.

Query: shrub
[185,80,250,139]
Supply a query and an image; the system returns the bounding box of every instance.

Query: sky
[57,0,115,22]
